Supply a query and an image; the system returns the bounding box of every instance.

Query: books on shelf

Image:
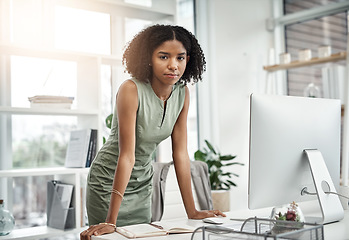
[116,222,197,238]
[28,95,74,109]
[65,129,97,168]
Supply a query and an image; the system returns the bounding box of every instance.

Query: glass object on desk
[0,199,15,236]
[304,83,321,98]
[270,201,305,235]
[270,202,305,222]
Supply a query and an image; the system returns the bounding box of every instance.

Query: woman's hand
[188,209,226,219]
[80,223,116,240]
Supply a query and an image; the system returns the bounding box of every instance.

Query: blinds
[284,0,347,97]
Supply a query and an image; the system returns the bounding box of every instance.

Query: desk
[92,209,349,240]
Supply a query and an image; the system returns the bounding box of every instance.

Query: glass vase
[0,199,15,236]
[303,82,321,98]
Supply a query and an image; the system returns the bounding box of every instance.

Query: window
[12,115,76,168]
[284,0,344,14]
[280,0,349,183]
[11,56,77,107]
[55,6,111,55]
[12,175,52,228]
[124,18,152,44]
[284,1,347,97]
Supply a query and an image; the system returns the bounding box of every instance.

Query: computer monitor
[248,93,344,224]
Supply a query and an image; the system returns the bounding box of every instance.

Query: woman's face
[151,40,189,86]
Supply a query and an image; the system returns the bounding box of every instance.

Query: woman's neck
[150,82,173,102]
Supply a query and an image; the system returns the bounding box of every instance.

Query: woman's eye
[178,56,185,61]
[159,56,168,60]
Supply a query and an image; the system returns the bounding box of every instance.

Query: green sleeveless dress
[86,78,186,227]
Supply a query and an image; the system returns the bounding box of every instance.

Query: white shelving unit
[0,0,176,239]
[0,168,89,240]
[0,106,99,116]
[0,226,86,240]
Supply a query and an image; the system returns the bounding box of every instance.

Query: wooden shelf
[263,52,347,72]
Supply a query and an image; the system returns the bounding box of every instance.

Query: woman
[80,24,225,239]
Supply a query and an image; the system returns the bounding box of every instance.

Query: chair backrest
[151,161,213,221]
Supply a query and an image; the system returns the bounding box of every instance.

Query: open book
[116,222,197,238]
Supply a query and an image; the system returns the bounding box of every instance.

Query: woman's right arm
[80,80,138,240]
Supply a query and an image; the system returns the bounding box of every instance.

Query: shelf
[0,43,122,65]
[0,225,87,240]
[0,106,99,116]
[58,0,176,18]
[97,0,176,15]
[263,52,347,72]
[0,167,90,178]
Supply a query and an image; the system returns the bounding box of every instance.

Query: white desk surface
[92,209,349,240]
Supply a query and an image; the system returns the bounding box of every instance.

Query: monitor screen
[248,93,342,223]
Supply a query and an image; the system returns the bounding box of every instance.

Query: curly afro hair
[122,24,206,85]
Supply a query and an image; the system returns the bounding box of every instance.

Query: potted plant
[194,139,244,211]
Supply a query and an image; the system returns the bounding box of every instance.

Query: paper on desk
[221,220,245,231]
[202,217,244,231]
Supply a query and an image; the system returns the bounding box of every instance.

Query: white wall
[196,0,274,210]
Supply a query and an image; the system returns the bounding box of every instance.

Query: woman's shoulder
[118,79,138,95]
[173,83,188,96]
[126,77,150,89]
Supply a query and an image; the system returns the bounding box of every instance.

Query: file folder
[47,180,75,230]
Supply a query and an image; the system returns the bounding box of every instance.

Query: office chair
[151,161,213,221]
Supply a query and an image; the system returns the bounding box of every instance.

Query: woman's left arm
[171,86,226,219]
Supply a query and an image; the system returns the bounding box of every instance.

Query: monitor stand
[303,149,344,224]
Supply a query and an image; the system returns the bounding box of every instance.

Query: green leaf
[219,154,236,160]
[226,179,237,187]
[105,113,113,129]
[212,161,223,168]
[194,150,206,161]
[224,162,244,167]
[221,182,231,190]
[231,173,239,178]
[194,139,244,190]
[221,172,232,176]
[205,140,217,155]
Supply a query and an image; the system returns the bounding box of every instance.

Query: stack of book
[28,95,74,109]
[65,129,98,168]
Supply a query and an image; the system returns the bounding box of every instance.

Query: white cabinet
[0,167,89,240]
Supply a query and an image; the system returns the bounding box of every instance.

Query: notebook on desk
[116,222,196,239]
